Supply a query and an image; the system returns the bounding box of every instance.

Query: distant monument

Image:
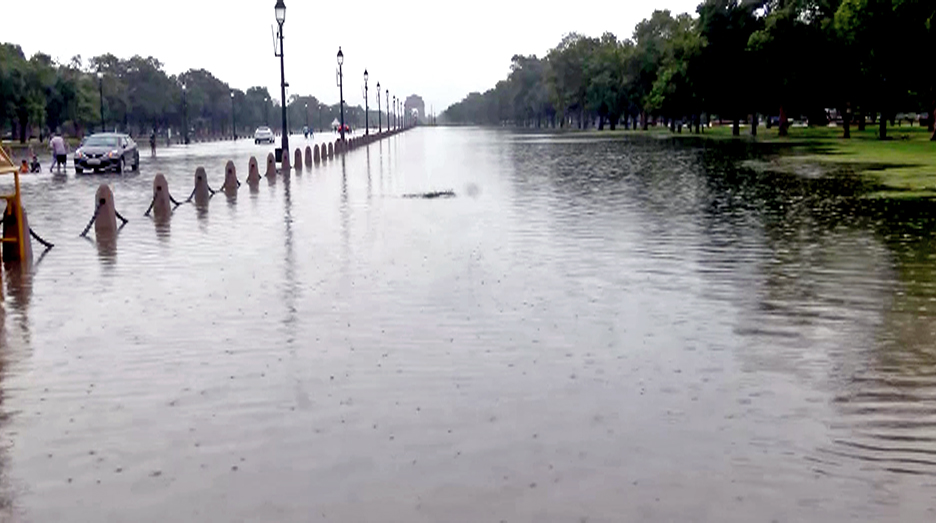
[403,95,426,125]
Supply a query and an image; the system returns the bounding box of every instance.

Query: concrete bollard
[193,167,211,207]
[314,144,321,163]
[281,150,290,172]
[335,139,342,154]
[94,184,118,236]
[294,148,303,170]
[247,156,260,184]
[221,160,240,192]
[327,142,334,158]
[304,146,312,166]
[223,161,239,197]
[265,153,276,178]
[152,174,173,222]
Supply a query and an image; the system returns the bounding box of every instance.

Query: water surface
[1,128,935,521]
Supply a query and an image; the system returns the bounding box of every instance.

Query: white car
[254,126,275,144]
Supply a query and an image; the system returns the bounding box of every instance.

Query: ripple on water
[3,129,936,521]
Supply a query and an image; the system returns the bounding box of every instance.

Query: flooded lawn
[1,128,935,521]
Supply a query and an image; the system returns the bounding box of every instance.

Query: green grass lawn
[590,124,936,199]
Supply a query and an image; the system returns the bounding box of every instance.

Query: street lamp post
[274,0,289,157]
[97,72,104,133]
[337,47,345,142]
[386,90,389,132]
[231,91,237,140]
[393,96,397,130]
[305,103,309,133]
[182,83,189,145]
[376,82,381,133]
[364,70,369,136]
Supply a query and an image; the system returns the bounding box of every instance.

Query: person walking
[49,131,68,173]
[150,131,157,157]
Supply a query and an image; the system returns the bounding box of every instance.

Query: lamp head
[274,0,286,25]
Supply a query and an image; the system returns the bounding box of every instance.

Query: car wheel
[75,168,83,175]
[116,158,124,174]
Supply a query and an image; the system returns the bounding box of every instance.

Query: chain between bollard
[79,204,102,237]
[144,196,155,217]
[115,210,129,225]
[29,228,54,249]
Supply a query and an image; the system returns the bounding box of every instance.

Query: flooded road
[1,128,935,521]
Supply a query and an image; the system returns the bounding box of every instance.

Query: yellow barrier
[0,145,28,263]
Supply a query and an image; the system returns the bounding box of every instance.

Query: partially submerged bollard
[151,174,173,222]
[247,156,260,184]
[193,167,211,207]
[313,144,321,163]
[222,161,239,197]
[335,139,343,154]
[304,146,312,166]
[281,150,290,173]
[265,153,276,178]
[327,142,334,158]
[294,148,303,170]
[94,184,118,236]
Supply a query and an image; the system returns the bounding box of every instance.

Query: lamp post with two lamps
[376,82,381,133]
[337,47,345,142]
[364,70,369,136]
[274,0,289,157]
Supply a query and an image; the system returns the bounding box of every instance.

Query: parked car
[254,126,275,144]
[74,133,139,174]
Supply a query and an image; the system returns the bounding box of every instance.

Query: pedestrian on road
[150,131,157,157]
[49,131,68,173]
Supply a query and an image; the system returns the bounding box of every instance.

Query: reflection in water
[94,233,117,267]
[3,130,936,521]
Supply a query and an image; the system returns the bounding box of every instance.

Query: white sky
[5,0,702,112]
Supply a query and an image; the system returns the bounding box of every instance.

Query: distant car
[254,126,275,144]
[74,133,139,174]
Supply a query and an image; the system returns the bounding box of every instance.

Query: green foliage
[0,44,379,143]
[443,0,935,142]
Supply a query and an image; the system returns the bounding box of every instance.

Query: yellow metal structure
[0,145,28,263]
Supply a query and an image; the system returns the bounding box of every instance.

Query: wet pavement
[1,128,935,521]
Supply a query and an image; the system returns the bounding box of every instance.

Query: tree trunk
[778,106,788,137]
[642,111,648,131]
[751,114,758,137]
[695,114,701,134]
[857,111,866,131]
[669,118,676,132]
[879,112,887,140]
[842,103,851,139]
[931,108,935,141]
[598,115,605,131]
[17,116,27,143]
[732,117,740,136]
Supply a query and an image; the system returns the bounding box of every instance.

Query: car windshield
[83,136,119,147]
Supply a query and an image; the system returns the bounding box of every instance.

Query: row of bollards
[80,127,412,238]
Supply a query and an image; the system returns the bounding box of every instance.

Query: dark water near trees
[1,128,935,521]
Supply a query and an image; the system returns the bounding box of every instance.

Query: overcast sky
[6,0,702,113]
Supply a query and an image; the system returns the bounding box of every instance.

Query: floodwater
[1,128,935,521]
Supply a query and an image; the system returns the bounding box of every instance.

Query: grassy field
[590,124,936,199]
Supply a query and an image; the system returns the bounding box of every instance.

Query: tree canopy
[0,46,387,143]
[442,0,936,140]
